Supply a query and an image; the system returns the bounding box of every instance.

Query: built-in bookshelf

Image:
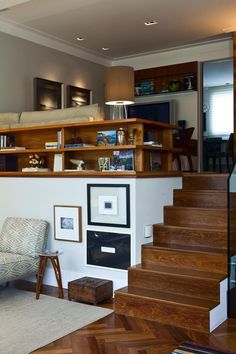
[0,118,180,176]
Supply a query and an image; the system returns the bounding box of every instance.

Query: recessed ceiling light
[144,20,158,26]
[102,47,109,51]
[76,37,84,41]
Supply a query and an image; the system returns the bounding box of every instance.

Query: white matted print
[54,205,82,242]
[87,184,130,227]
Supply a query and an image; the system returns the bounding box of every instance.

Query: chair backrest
[178,127,195,142]
[0,217,48,257]
[226,133,234,158]
[204,137,222,153]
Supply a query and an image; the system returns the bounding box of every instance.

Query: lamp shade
[105,66,134,105]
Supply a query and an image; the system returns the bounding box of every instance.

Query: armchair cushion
[0,217,48,258]
[0,252,39,281]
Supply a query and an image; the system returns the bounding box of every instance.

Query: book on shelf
[1,146,26,150]
[45,141,58,149]
[22,167,50,172]
[64,143,95,148]
[111,150,134,171]
[57,130,62,148]
[53,154,63,172]
[0,134,15,149]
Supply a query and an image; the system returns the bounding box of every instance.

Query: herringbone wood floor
[10,280,236,354]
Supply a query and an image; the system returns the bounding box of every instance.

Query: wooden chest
[68,276,113,305]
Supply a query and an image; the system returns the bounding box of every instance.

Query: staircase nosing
[116,286,219,310]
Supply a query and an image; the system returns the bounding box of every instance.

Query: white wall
[0,176,181,291]
[0,32,106,115]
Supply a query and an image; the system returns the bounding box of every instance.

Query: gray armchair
[0,217,48,284]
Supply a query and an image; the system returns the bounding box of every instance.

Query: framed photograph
[67,85,91,107]
[34,78,63,111]
[87,184,130,228]
[54,205,82,242]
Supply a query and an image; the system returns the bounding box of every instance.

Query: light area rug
[0,287,113,354]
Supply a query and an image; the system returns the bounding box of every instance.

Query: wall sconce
[105,66,134,119]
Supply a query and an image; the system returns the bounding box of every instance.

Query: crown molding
[112,36,232,64]
[0,17,112,66]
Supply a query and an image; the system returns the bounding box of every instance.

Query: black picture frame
[87,184,130,228]
[67,85,91,108]
[34,78,63,111]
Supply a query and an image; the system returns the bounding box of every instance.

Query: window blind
[207,85,233,137]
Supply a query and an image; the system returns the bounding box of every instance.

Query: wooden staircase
[115,173,229,333]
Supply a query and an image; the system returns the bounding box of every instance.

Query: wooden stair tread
[165,205,227,212]
[142,243,227,256]
[116,286,218,310]
[132,264,227,281]
[156,242,227,254]
[153,223,227,232]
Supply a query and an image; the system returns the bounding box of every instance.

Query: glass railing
[228,162,236,317]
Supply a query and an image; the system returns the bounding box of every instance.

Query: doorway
[202,58,234,172]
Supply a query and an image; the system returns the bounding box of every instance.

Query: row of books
[0,134,15,149]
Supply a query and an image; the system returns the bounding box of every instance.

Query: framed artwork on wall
[87,184,130,228]
[34,78,63,111]
[67,85,91,107]
[54,205,82,242]
[86,230,131,270]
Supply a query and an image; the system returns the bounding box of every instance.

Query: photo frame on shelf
[34,78,63,111]
[67,85,91,108]
[87,184,130,228]
[54,205,82,242]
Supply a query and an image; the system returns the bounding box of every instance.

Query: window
[206,85,233,138]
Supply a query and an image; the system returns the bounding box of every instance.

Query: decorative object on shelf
[150,152,162,171]
[28,153,44,168]
[127,128,136,144]
[112,150,134,171]
[54,205,82,242]
[98,157,110,171]
[87,184,130,227]
[70,159,85,171]
[86,230,131,270]
[117,128,126,145]
[168,79,180,92]
[184,73,196,90]
[105,66,134,119]
[67,85,91,108]
[97,130,116,146]
[34,78,63,111]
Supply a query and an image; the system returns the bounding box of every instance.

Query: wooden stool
[36,251,64,299]
[68,276,113,305]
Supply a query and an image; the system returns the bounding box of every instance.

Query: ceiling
[0,0,236,61]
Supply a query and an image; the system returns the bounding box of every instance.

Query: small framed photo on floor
[87,184,130,228]
[54,205,82,242]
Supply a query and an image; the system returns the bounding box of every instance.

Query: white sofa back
[0,104,102,129]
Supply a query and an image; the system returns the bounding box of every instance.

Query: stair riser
[128,269,220,301]
[153,225,227,249]
[182,174,228,191]
[173,190,227,208]
[115,292,210,333]
[142,247,228,273]
[164,207,227,227]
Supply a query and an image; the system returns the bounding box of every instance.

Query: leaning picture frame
[67,85,91,108]
[54,205,82,242]
[34,78,63,111]
[87,184,130,228]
